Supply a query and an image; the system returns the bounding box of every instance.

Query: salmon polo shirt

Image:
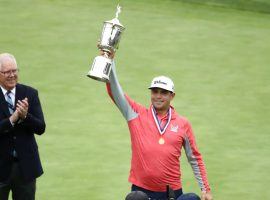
[106,62,211,192]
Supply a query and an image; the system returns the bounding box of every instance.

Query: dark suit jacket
[0,83,46,182]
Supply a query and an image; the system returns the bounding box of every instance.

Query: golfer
[104,53,213,200]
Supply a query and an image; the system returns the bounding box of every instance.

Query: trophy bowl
[87,5,125,82]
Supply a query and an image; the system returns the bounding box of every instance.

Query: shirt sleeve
[183,120,211,192]
[106,61,144,121]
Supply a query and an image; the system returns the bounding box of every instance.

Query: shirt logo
[170,124,178,133]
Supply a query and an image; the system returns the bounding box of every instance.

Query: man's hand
[16,98,28,119]
[9,110,20,124]
[97,40,115,59]
[100,50,115,59]
[201,191,213,200]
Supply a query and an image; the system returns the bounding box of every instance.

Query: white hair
[0,53,18,70]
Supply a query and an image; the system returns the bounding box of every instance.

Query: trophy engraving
[87,5,125,82]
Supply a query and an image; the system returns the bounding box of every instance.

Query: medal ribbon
[151,105,172,135]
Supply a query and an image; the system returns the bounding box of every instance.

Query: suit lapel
[0,84,27,118]
[0,88,11,116]
[15,84,26,106]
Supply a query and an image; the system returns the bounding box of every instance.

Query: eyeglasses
[0,69,19,76]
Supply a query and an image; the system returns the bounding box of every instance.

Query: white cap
[148,76,174,93]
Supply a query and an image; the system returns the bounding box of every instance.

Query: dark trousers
[131,184,200,200]
[132,184,183,200]
[0,162,36,200]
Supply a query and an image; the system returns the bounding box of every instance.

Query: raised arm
[106,61,138,121]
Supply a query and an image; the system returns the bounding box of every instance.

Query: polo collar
[151,105,172,135]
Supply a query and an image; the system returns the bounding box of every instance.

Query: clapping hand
[16,98,28,119]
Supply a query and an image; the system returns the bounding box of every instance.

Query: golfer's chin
[153,103,165,111]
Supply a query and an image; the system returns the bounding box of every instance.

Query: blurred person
[0,53,46,200]
[125,191,149,200]
[101,52,213,200]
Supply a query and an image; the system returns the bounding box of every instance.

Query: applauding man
[0,53,46,200]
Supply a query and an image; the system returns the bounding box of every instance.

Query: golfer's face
[151,88,174,113]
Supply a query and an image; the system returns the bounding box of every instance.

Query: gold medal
[159,137,165,145]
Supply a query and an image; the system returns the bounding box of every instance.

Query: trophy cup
[87,5,125,82]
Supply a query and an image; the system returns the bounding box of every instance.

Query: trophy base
[87,56,112,82]
[86,74,108,82]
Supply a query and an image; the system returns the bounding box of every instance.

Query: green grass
[1,0,270,199]
[178,0,270,13]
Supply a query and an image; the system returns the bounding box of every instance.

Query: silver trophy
[87,5,125,82]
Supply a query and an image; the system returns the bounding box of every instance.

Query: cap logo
[154,80,167,85]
